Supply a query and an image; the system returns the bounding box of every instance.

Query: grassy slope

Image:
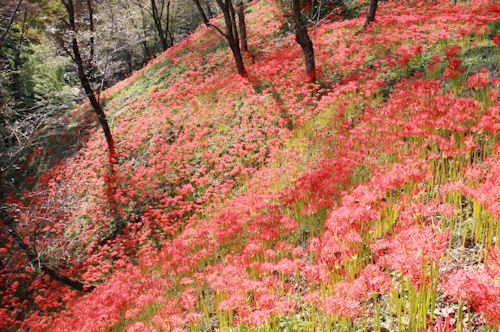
[16,0,499,330]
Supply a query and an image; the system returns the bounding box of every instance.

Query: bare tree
[0,40,94,293]
[0,186,95,292]
[104,0,155,64]
[192,0,247,75]
[153,0,173,51]
[290,0,315,80]
[57,0,115,154]
[55,0,125,253]
[0,0,23,48]
[131,0,174,51]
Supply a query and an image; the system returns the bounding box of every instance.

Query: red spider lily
[360,264,392,294]
[428,316,455,332]
[443,248,500,325]
[373,226,449,286]
[493,33,500,45]
[3,0,498,330]
[467,68,490,89]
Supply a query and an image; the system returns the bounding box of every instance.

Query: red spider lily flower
[444,44,462,58]
[443,58,464,79]
[244,309,271,327]
[360,264,392,294]
[321,294,363,319]
[125,322,156,332]
[493,33,500,45]
[374,226,449,285]
[428,315,455,332]
[467,68,490,89]
[443,267,500,325]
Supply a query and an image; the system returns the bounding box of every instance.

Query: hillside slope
[1,0,499,330]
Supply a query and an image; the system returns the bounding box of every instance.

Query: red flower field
[0,0,498,330]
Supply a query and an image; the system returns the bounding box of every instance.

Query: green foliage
[462,43,498,74]
[20,44,77,108]
[487,19,500,38]
[0,43,83,191]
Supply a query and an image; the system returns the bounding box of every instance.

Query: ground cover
[1,0,498,330]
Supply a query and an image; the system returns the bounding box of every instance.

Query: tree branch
[86,0,95,74]
[0,175,95,292]
[192,0,227,38]
[0,0,24,48]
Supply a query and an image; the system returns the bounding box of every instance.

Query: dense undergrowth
[0,0,499,331]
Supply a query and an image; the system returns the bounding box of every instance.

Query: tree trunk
[290,0,315,80]
[63,0,115,153]
[227,39,246,75]
[138,8,153,61]
[73,38,115,153]
[193,0,246,75]
[0,0,23,49]
[228,1,239,48]
[63,1,119,235]
[217,0,246,75]
[151,0,168,51]
[164,0,173,47]
[193,0,209,22]
[142,40,152,61]
[237,1,247,51]
[86,0,95,72]
[363,0,378,28]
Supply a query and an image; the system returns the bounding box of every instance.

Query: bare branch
[0,0,24,48]
[192,0,227,38]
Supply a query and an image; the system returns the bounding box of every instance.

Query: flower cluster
[2,0,498,330]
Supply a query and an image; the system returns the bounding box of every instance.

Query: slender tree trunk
[0,0,23,48]
[151,0,168,51]
[142,40,152,61]
[63,0,115,153]
[73,39,115,152]
[363,0,378,28]
[290,0,315,80]
[217,0,246,74]
[237,1,247,51]
[126,51,132,73]
[63,1,119,237]
[228,0,240,52]
[138,8,153,61]
[193,0,246,75]
[164,0,173,47]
